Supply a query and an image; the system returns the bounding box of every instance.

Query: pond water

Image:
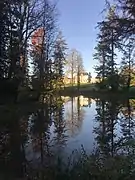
[25,96,98,163]
[1,95,135,178]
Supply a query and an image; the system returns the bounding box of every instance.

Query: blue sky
[57,0,106,77]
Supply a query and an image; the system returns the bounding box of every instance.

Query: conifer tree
[53,31,68,89]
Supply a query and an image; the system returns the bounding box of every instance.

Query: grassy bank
[1,83,135,105]
[62,83,135,99]
[64,83,97,91]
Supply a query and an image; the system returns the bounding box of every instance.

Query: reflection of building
[79,96,89,107]
[64,73,89,84]
[64,97,82,137]
[62,96,90,107]
[61,96,71,103]
[63,96,91,137]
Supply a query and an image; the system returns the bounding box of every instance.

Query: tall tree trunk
[111,29,115,91]
[127,46,131,90]
[71,53,74,87]
[77,65,80,91]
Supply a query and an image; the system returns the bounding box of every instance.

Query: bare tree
[77,52,84,90]
[65,49,84,87]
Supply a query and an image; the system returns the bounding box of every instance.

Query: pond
[1,95,135,179]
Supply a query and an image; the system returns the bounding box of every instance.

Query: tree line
[0,0,86,102]
[94,0,135,92]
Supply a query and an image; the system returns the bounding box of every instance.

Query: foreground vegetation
[3,148,132,180]
[31,150,135,180]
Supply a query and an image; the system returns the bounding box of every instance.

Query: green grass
[61,84,135,99]
[64,83,97,91]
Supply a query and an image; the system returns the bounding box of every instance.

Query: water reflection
[0,110,29,178]
[29,108,52,165]
[119,99,135,155]
[53,97,67,154]
[1,96,135,179]
[94,99,121,157]
[91,98,135,179]
[64,96,86,137]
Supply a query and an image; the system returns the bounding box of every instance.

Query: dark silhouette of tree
[53,31,68,90]
[0,110,29,179]
[94,6,122,91]
[94,43,108,88]
[0,0,68,101]
[0,0,9,78]
[88,72,92,83]
[120,39,135,90]
[112,0,135,39]
[31,0,58,99]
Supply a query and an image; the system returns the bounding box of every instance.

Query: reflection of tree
[28,96,67,166]
[119,99,135,155]
[53,96,68,153]
[94,99,109,156]
[30,106,52,165]
[65,96,85,137]
[93,98,135,177]
[94,99,120,157]
[0,110,29,179]
[88,98,92,108]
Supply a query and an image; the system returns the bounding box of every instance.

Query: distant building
[80,73,89,84]
[91,77,99,84]
[64,72,89,84]
[64,73,99,85]
[63,77,71,84]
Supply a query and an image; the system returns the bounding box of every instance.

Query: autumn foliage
[31,27,45,53]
